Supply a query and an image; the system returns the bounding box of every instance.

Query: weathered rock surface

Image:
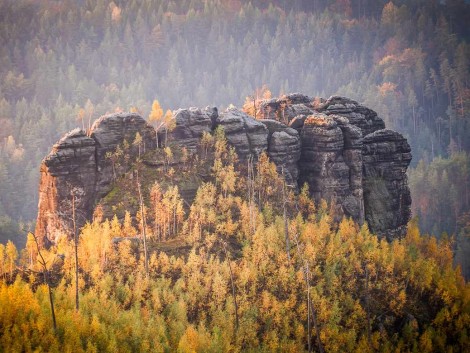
[362,129,412,239]
[91,112,156,198]
[258,93,316,123]
[260,119,301,186]
[166,107,217,151]
[36,129,97,245]
[36,94,412,244]
[216,108,268,160]
[317,96,385,136]
[298,114,356,220]
[36,114,156,245]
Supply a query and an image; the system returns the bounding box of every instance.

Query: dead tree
[282,167,291,262]
[221,241,239,334]
[292,231,324,353]
[136,171,149,277]
[247,155,256,235]
[72,191,79,311]
[29,231,57,333]
[59,185,85,312]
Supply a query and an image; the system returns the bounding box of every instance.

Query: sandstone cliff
[35,94,411,244]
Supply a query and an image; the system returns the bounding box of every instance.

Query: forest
[1,129,469,352]
[0,0,470,351]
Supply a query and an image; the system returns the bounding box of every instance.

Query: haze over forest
[0,1,470,351]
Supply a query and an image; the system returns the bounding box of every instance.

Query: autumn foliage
[1,130,469,352]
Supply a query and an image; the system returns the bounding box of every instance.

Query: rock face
[362,129,412,239]
[166,107,217,151]
[36,129,97,245]
[216,108,269,160]
[35,114,156,246]
[298,114,365,223]
[36,94,412,244]
[260,119,301,187]
[317,96,386,137]
[91,113,156,198]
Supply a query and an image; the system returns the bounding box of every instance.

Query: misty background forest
[0,0,469,269]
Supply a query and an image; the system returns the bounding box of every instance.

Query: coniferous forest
[0,0,470,352]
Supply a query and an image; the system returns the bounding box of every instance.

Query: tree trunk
[72,194,79,311]
[365,266,371,347]
[293,232,323,353]
[137,172,149,277]
[48,280,57,332]
[31,231,57,333]
[223,242,239,335]
[282,168,291,262]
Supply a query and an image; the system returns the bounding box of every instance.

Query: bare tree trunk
[137,172,149,277]
[222,242,239,334]
[292,232,323,353]
[30,231,57,333]
[87,115,91,136]
[365,266,371,347]
[253,96,257,120]
[47,282,57,331]
[72,194,79,311]
[112,162,116,181]
[307,278,311,353]
[282,168,290,262]
[308,286,324,353]
[247,156,256,235]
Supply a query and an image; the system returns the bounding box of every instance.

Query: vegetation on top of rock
[35,93,412,247]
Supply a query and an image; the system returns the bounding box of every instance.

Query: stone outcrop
[36,129,97,245]
[298,114,364,223]
[216,108,269,160]
[258,93,316,122]
[35,114,156,245]
[260,119,301,187]
[36,94,412,244]
[317,96,385,137]
[91,113,156,198]
[166,107,217,151]
[362,129,412,239]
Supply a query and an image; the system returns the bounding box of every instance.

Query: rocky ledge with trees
[35,93,411,245]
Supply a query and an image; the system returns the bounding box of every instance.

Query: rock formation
[362,129,412,239]
[36,94,412,244]
[215,108,269,160]
[35,113,156,246]
[166,107,216,151]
